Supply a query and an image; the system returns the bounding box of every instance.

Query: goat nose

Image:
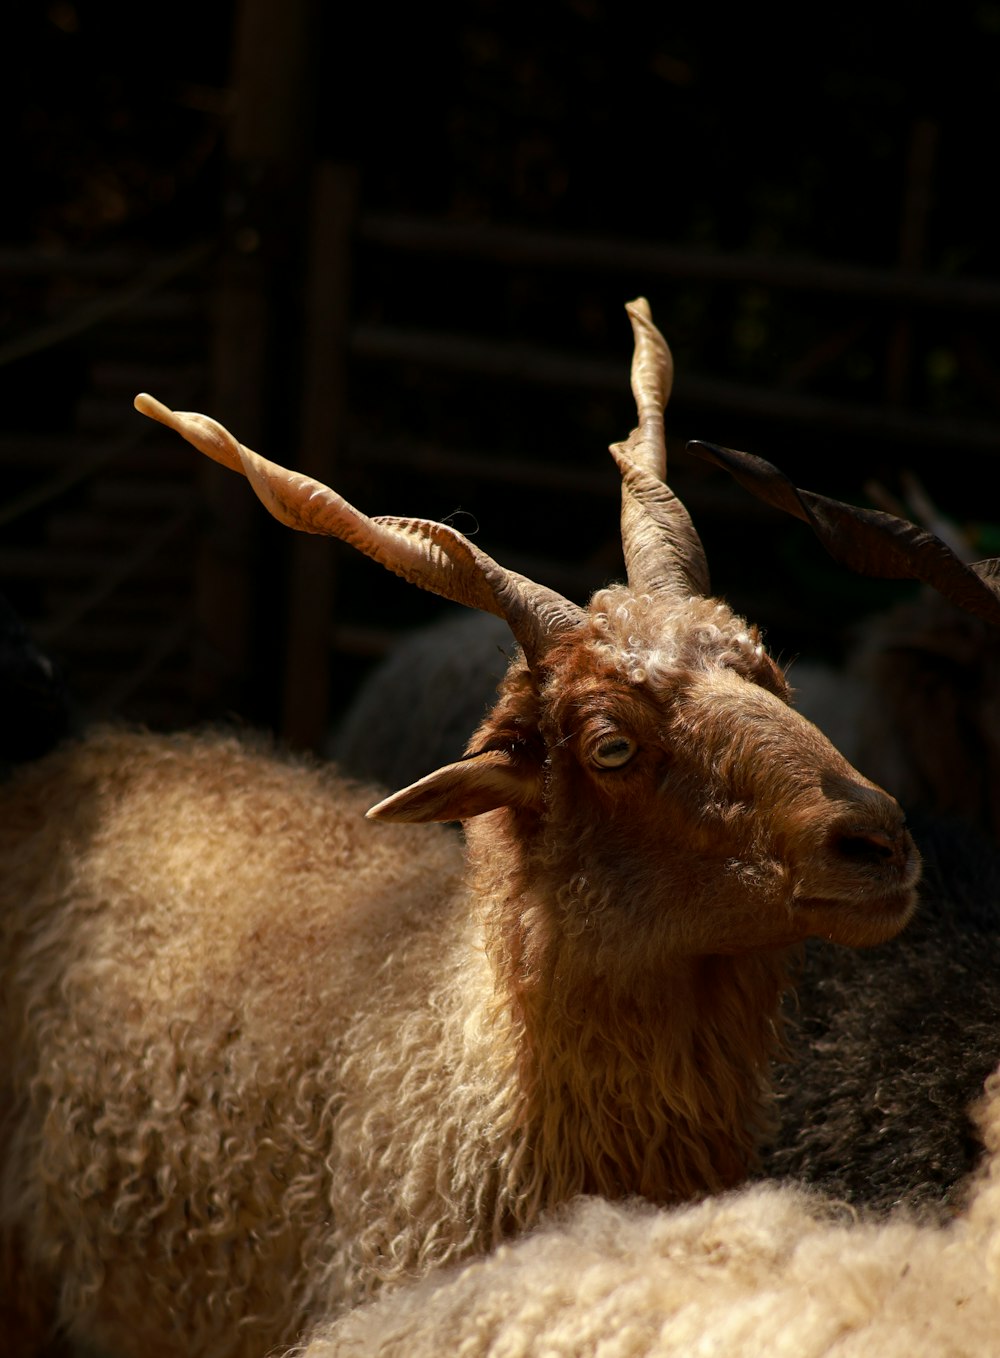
[832,824,912,870]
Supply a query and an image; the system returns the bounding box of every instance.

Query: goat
[0,300,921,1358]
[289,1063,1000,1358]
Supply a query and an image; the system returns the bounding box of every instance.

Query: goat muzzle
[790,789,921,947]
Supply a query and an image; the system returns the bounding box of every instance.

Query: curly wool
[0,726,467,1357]
[587,588,772,687]
[292,1067,1000,1358]
[319,863,786,1307]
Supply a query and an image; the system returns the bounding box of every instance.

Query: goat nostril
[834,828,902,865]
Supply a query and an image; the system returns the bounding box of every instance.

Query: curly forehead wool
[586,586,769,685]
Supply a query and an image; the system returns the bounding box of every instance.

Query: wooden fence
[3,163,999,752]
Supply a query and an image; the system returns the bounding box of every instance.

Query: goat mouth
[794,885,918,947]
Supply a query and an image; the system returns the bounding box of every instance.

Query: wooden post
[196,0,318,721]
[280,162,358,750]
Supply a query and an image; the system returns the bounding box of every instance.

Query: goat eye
[591,735,637,769]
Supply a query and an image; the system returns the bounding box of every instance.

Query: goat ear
[366,749,542,824]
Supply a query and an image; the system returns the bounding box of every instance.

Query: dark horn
[687,438,1000,629]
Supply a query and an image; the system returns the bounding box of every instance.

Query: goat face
[558,589,917,956]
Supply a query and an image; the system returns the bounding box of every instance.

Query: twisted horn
[134,394,585,664]
[688,439,1000,630]
[611,299,710,599]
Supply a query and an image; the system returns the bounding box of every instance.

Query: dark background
[3,0,999,746]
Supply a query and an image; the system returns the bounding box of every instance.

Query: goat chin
[790,890,917,950]
[290,1061,1000,1358]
